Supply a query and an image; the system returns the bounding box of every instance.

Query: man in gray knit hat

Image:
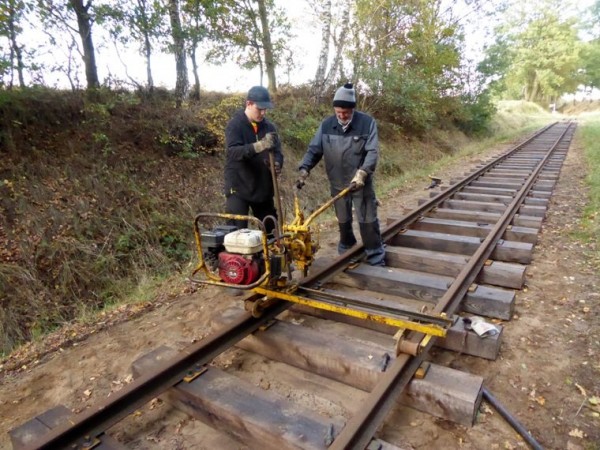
[296,82,385,266]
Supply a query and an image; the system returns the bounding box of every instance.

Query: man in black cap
[224,85,283,235]
[296,83,385,266]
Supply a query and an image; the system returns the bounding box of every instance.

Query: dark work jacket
[224,109,283,203]
[299,111,379,194]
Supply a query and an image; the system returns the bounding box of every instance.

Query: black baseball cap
[247,86,273,109]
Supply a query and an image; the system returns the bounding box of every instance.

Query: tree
[477,36,514,97]
[581,39,600,91]
[204,0,291,93]
[36,0,100,89]
[0,0,26,88]
[95,0,167,91]
[69,0,99,88]
[168,0,188,106]
[505,12,581,102]
[180,0,227,99]
[578,0,600,91]
[351,0,465,130]
[314,0,353,93]
[256,0,276,91]
[480,0,585,103]
[311,0,331,99]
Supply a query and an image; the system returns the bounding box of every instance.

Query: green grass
[574,116,600,269]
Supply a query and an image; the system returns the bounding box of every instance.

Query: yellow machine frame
[190,186,451,342]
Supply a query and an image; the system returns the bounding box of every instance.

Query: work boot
[359,221,385,266]
[338,221,357,255]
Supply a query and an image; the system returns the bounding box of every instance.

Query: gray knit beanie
[332,83,356,108]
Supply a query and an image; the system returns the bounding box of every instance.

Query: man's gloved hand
[350,169,368,190]
[296,169,309,189]
[274,161,282,176]
[253,132,277,153]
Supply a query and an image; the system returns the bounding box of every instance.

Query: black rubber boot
[337,221,357,254]
[359,220,385,266]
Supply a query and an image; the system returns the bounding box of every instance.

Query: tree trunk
[256,0,277,92]
[326,18,349,88]
[143,31,154,91]
[69,0,100,89]
[138,0,154,91]
[168,0,188,107]
[190,45,201,100]
[7,0,25,88]
[527,75,540,102]
[313,0,331,101]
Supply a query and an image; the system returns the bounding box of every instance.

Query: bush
[453,92,497,136]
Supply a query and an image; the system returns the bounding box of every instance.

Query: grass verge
[575,114,600,270]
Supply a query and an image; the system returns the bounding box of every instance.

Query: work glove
[253,132,277,153]
[274,161,282,176]
[350,169,368,191]
[296,169,309,189]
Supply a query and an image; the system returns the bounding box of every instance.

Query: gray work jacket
[299,111,379,193]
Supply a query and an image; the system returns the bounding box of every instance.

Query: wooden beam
[470,180,523,189]
[388,229,533,264]
[452,192,513,204]
[424,208,542,229]
[290,304,502,361]
[210,309,484,426]
[405,216,537,244]
[335,264,515,320]
[132,346,346,450]
[383,246,526,289]
[10,405,125,450]
[518,204,547,217]
[460,186,518,196]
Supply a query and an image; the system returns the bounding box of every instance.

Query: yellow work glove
[350,169,368,190]
[253,132,277,153]
[296,169,309,189]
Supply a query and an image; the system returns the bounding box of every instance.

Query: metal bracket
[78,436,101,450]
[395,330,434,356]
[183,365,208,383]
[258,319,277,331]
[414,361,431,379]
[366,440,383,450]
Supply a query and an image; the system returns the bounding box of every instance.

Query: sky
[153,1,318,92]
[25,0,496,93]
[102,0,484,93]
[22,0,596,94]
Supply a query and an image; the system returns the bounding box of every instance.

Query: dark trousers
[334,187,385,266]
[225,194,277,236]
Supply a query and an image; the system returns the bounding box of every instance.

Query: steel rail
[329,121,574,449]
[22,295,290,450]
[298,286,452,327]
[301,123,557,287]
[22,122,570,450]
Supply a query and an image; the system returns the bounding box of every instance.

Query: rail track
[12,120,576,450]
